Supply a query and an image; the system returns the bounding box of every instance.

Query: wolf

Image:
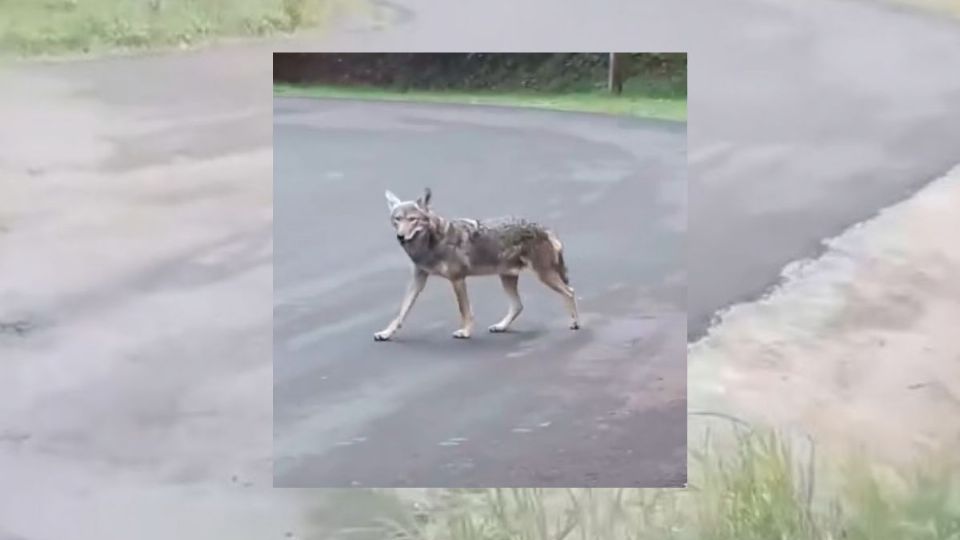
[374,187,580,341]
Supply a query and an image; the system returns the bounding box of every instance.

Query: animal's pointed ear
[385,190,402,210]
[416,187,432,210]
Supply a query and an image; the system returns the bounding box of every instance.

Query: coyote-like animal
[374,188,580,341]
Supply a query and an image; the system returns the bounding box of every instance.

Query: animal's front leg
[374,268,428,341]
[450,278,474,339]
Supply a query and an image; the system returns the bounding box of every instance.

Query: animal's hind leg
[489,274,523,333]
[535,269,580,330]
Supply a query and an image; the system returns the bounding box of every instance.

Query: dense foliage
[274,53,687,95]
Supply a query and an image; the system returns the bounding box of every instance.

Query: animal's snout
[396,234,405,243]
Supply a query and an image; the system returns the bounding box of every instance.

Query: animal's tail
[547,230,570,285]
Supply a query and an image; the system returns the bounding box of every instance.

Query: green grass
[374,428,960,540]
[274,81,687,121]
[882,0,960,17]
[0,0,360,57]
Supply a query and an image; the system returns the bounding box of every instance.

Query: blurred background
[2,0,960,539]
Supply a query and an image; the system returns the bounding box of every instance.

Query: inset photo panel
[273,52,687,487]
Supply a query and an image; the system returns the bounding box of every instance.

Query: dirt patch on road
[690,164,960,465]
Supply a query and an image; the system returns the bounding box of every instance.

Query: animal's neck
[430,213,448,235]
[403,235,433,263]
[402,213,446,262]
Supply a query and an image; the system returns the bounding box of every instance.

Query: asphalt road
[2,0,960,537]
[288,0,960,339]
[273,98,687,487]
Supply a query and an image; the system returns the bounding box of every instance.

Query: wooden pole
[608,53,624,95]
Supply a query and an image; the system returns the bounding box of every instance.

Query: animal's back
[454,217,564,276]
[479,217,549,244]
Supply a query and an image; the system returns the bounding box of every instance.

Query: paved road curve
[273,98,687,487]
[289,0,960,339]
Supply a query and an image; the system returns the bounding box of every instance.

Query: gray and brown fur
[374,187,580,341]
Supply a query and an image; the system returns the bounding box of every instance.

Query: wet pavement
[273,98,687,487]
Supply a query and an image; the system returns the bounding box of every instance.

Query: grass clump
[838,457,960,540]
[372,427,959,540]
[0,0,355,57]
[694,429,819,540]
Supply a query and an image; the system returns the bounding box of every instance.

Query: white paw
[374,330,394,341]
[570,321,580,330]
[488,324,508,333]
[452,329,472,339]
